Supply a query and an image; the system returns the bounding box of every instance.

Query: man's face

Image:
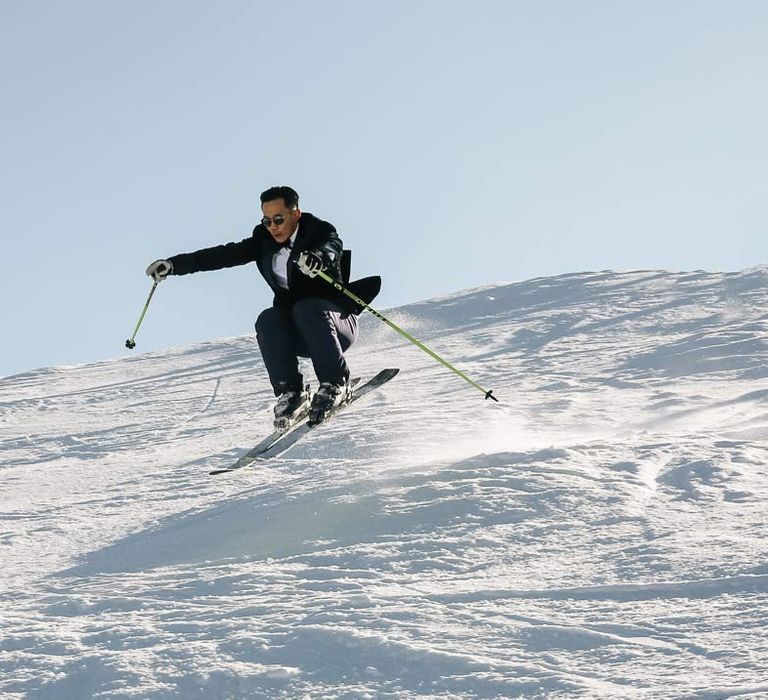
[261,199,301,245]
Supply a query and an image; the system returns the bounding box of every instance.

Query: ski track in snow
[1,267,768,699]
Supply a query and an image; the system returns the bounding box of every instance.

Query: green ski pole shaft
[316,269,498,401]
[125,281,159,349]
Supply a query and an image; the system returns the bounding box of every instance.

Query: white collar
[286,223,299,248]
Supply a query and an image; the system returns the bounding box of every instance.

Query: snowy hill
[2,268,768,699]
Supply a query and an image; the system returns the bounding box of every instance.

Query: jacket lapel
[259,242,281,291]
[286,225,307,289]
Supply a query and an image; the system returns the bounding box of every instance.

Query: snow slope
[2,267,768,699]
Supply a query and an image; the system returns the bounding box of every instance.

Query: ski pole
[125,281,159,349]
[315,269,498,402]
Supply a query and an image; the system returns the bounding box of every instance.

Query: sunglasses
[261,209,296,228]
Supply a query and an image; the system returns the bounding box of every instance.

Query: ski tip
[361,368,399,387]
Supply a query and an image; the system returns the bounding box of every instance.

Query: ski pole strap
[125,280,159,349]
[315,269,499,402]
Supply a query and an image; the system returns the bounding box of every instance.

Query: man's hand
[297,251,324,278]
[146,259,173,282]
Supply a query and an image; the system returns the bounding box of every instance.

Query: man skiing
[146,186,380,427]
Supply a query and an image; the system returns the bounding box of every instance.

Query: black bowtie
[279,239,293,249]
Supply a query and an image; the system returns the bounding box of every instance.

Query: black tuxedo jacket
[167,212,380,314]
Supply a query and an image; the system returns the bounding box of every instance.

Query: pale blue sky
[1,1,766,377]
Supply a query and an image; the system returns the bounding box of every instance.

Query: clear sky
[1,1,766,378]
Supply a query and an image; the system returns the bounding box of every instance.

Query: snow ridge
[1,267,767,698]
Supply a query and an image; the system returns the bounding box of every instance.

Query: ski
[209,370,397,475]
[208,415,306,476]
[260,368,399,459]
[208,379,360,476]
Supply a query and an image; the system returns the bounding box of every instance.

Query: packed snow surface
[2,268,768,699]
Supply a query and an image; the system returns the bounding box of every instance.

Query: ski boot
[273,384,310,430]
[308,379,352,425]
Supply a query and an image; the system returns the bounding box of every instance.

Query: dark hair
[260,186,299,209]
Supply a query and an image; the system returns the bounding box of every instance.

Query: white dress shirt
[272,226,299,290]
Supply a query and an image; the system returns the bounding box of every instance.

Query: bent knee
[255,307,280,333]
[291,297,326,322]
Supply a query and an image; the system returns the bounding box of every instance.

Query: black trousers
[255,298,359,396]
